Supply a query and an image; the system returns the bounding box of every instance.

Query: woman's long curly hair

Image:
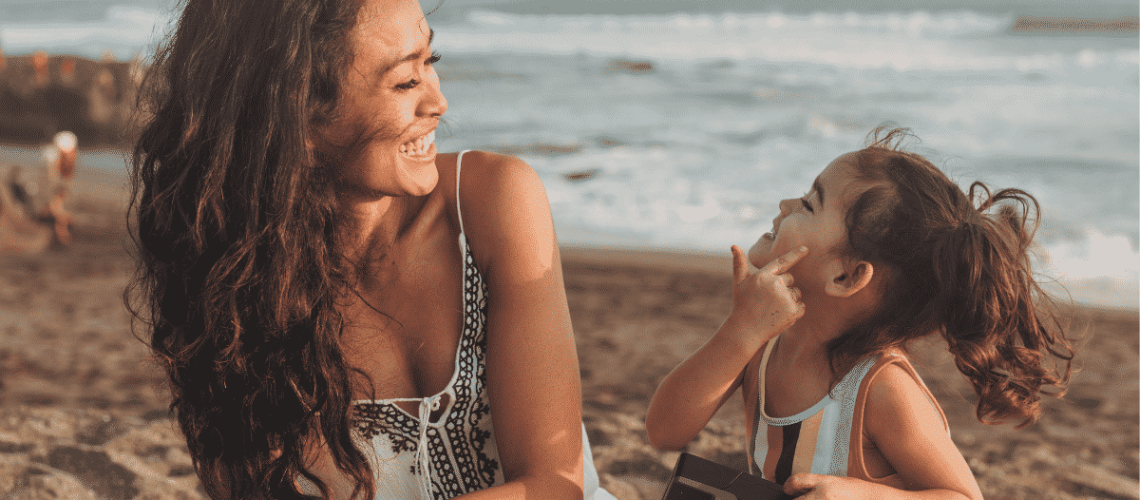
[127,0,377,498]
[825,127,1075,428]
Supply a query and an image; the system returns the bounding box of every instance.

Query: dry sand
[0,176,1136,500]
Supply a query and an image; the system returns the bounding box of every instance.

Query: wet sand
[0,177,1136,500]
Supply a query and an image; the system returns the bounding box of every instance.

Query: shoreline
[3,152,1135,314]
[561,245,1140,315]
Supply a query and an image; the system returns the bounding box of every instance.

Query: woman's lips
[399,130,435,157]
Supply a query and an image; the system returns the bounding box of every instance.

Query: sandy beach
[0,172,1135,500]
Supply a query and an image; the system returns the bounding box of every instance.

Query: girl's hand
[645,244,807,451]
[726,244,807,349]
[784,473,869,500]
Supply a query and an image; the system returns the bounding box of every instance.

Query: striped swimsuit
[750,337,949,487]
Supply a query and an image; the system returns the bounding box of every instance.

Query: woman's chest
[342,239,473,402]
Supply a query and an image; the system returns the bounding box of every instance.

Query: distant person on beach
[129,0,613,499]
[40,131,77,245]
[0,131,77,252]
[646,127,1075,499]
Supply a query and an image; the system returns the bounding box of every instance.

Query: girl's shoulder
[851,354,982,498]
[858,351,949,435]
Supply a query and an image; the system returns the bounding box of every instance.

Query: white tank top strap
[456,150,471,247]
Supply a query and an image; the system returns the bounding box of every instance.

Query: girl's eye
[428,51,442,65]
[801,198,813,213]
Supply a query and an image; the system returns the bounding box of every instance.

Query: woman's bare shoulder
[445,150,555,274]
[434,150,539,207]
[453,150,536,184]
[447,150,547,218]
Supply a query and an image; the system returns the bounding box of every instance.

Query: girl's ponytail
[832,127,1075,428]
[932,183,1073,427]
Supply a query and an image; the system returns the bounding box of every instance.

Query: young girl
[646,127,1074,500]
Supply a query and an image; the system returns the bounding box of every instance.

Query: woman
[129,0,610,498]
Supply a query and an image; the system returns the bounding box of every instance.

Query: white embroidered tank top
[307,151,608,500]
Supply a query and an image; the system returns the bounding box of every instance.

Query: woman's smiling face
[323,0,448,199]
[747,153,862,290]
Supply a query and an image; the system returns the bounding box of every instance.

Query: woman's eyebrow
[377,28,435,77]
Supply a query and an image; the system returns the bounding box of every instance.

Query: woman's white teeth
[400,131,435,155]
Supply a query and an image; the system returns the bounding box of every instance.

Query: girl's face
[747,153,862,290]
[323,0,448,199]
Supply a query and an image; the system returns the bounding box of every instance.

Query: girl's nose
[778,198,797,214]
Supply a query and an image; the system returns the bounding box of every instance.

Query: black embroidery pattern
[353,243,502,499]
[353,402,420,455]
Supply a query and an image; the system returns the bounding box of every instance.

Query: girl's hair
[826,126,1074,428]
[127,0,374,498]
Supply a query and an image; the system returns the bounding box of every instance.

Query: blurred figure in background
[38,131,77,245]
[31,51,48,87]
[0,131,78,252]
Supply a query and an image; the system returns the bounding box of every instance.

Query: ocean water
[1,0,1137,310]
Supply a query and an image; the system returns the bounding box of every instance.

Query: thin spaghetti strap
[456,150,471,236]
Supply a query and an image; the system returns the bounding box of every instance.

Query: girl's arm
[457,152,585,500]
[646,245,807,451]
[783,363,983,500]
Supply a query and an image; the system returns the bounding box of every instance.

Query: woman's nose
[421,70,448,118]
